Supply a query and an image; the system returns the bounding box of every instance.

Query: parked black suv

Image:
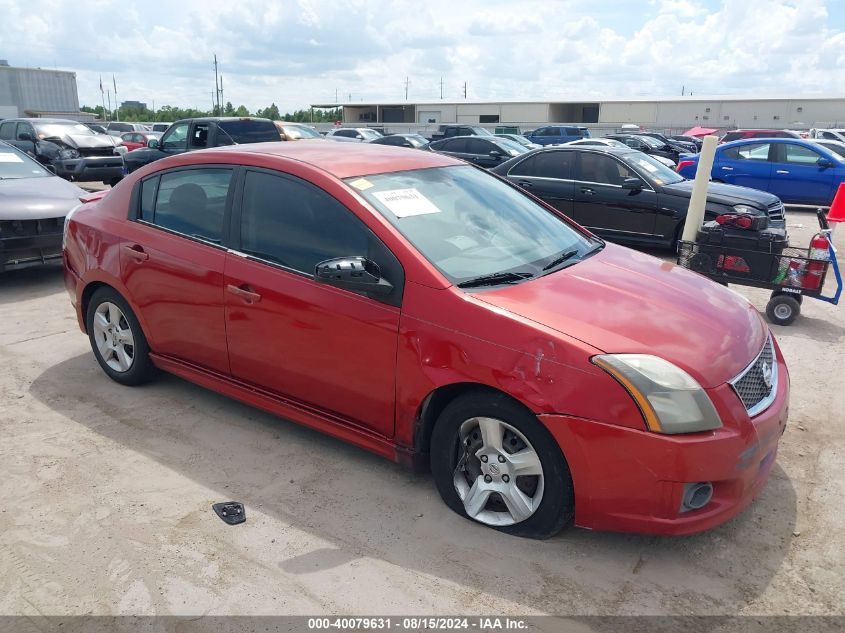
[123,117,281,174]
[491,146,785,248]
[0,118,124,185]
[426,135,529,168]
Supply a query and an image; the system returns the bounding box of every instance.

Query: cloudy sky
[2,0,844,114]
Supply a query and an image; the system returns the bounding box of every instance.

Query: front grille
[767,201,785,222]
[79,147,117,158]
[730,335,777,416]
[0,217,65,237]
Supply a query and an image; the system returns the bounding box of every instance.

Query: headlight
[732,204,757,215]
[592,354,722,434]
[59,148,80,159]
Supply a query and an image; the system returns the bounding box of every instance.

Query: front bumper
[54,155,124,182]
[542,345,789,535]
[0,219,65,272]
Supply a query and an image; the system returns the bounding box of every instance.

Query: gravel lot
[0,208,842,617]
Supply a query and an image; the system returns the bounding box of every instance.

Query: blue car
[676,138,845,206]
[526,125,591,146]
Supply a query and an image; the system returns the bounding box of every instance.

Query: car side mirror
[622,177,644,191]
[489,150,503,159]
[314,257,393,296]
[147,138,160,149]
[817,157,834,169]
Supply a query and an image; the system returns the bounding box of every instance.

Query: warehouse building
[0,61,82,120]
[311,96,845,133]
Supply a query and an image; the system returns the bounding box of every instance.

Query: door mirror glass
[817,157,834,169]
[314,257,394,295]
[622,177,644,191]
[147,138,160,149]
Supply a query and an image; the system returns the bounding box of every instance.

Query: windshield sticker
[372,188,441,218]
[445,235,479,250]
[0,153,24,163]
[349,177,374,191]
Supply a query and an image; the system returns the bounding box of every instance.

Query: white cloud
[0,0,841,113]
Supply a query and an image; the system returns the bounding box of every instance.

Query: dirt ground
[0,208,843,618]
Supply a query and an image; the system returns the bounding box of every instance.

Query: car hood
[0,176,86,220]
[61,134,120,149]
[473,243,767,389]
[661,179,779,207]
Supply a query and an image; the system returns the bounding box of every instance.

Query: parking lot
[0,205,841,618]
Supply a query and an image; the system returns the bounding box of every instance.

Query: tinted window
[818,142,845,159]
[139,176,159,222]
[334,130,355,138]
[783,143,823,165]
[443,138,468,153]
[190,123,209,149]
[150,169,232,242]
[217,119,280,144]
[721,132,742,143]
[0,122,15,140]
[240,171,371,275]
[161,123,189,151]
[576,153,634,185]
[510,151,574,179]
[722,143,771,161]
[821,131,838,140]
[467,138,493,154]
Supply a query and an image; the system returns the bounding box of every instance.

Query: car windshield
[347,166,599,286]
[406,134,428,145]
[35,122,95,138]
[505,135,533,147]
[495,138,529,155]
[635,135,663,148]
[283,125,322,139]
[818,142,845,160]
[621,152,686,186]
[360,129,383,140]
[0,144,51,179]
[472,127,494,136]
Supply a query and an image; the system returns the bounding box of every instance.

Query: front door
[224,169,402,437]
[120,166,234,374]
[768,142,835,205]
[506,150,575,219]
[715,142,773,190]
[572,152,659,239]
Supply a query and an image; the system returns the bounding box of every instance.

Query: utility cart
[677,210,842,326]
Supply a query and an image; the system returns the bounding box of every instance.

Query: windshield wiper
[457,271,534,288]
[542,249,579,272]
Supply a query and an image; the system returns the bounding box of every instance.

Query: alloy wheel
[92,301,135,373]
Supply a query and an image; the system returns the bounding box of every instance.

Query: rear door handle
[227,284,262,304]
[580,187,595,195]
[776,170,790,174]
[122,244,149,262]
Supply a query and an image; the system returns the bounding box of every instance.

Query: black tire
[765,295,800,326]
[430,391,574,539]
[85,286,157,385]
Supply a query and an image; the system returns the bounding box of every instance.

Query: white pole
[681,134,719,242]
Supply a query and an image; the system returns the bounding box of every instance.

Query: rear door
[572,151,659,239]
[532,126,559,146]
[506,150,575,218]
[768,142,835,205]
[224,168,402,436]
[714,142,773,190]
[120,166,234,373]
[466,138,500,167]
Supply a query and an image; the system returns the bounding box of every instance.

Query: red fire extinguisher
[805,233,830,290]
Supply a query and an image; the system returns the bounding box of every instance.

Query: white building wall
[501,103,549,122]
[599,102,658,124]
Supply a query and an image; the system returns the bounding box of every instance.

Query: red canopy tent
[683,126,719,138]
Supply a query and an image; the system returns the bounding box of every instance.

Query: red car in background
[62,142,789,537]
[120,131,162,151]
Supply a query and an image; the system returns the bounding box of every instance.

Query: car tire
[766,294,800,326]
[430,390,574,539]
[86,287,156,385]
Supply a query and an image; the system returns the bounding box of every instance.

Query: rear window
[721,132,742,143]
[216,120,280,144]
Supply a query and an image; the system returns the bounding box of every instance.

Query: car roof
[8,118,81,124]
[192,140,462,178]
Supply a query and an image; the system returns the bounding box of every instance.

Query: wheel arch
[78,276,154,348]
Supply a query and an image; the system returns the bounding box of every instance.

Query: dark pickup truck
[429,124,494,141]
[123,117,281,174]
[0,118,125,185]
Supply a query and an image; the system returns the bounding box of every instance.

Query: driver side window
[161,123,189,151]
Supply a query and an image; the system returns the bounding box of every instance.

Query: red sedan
[119,131,162,151]
[63,142,789,537]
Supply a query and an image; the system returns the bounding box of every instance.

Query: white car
[326,127,383,142]
[564,138,677,168]
[809,128,845,143]
[812,139,845,160]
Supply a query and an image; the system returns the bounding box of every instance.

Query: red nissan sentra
[63,142,789,537]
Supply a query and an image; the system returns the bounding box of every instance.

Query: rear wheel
[86,287,156,385]
[766,294,800,326]
[430,391,574,539]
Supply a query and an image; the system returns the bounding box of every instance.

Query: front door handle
[580,187,595,196]
[122,244,149,262]
[517,180,533,188]
[776,170,790,174]
[721,166,734,171]
[227,284,262,304]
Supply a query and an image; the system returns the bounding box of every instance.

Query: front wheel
[86,287,156,385]
[430,392,574,539]
[766,294,800,326]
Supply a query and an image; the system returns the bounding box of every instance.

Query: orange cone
[827,182,845,223]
